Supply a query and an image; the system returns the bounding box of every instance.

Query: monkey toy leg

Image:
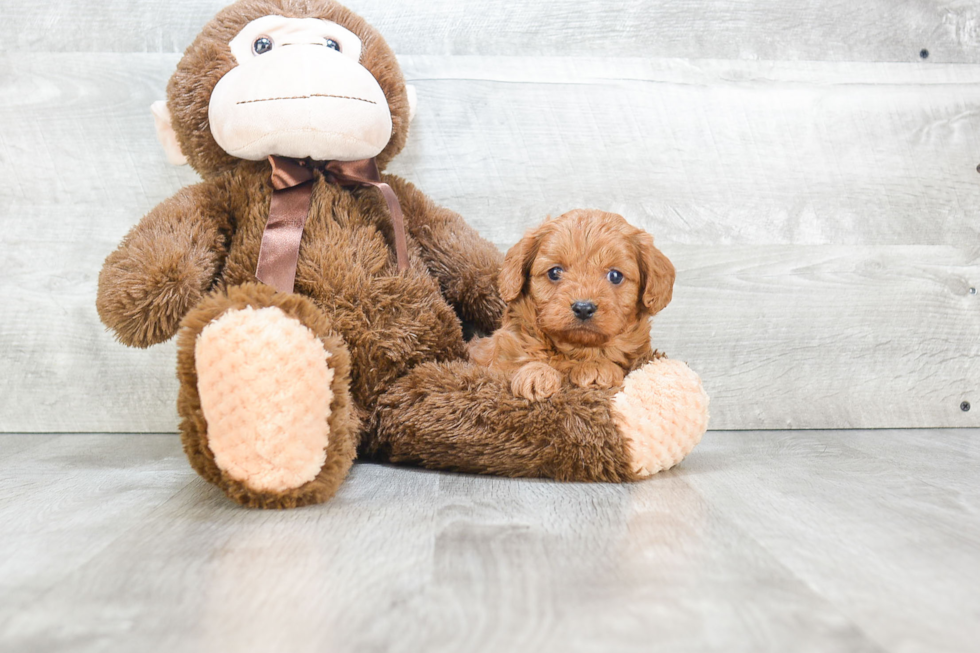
[176,283,359,509]
[368,357,709,482]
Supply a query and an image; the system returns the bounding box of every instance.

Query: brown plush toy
[97,0,710,509]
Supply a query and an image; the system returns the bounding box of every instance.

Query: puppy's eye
[324,38,341,51]
[607,269,624,285]
[547,266,563,281]
[253,37,273,55]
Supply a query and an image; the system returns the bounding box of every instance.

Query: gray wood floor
[1,430,977,653]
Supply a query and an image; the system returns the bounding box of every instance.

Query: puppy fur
[469,209,675,401]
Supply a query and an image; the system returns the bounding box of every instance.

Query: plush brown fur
[368,360,638,482]
[469,210,675,401]
[98,0,655,508]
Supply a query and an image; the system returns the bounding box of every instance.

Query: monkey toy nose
[571,300,598,320]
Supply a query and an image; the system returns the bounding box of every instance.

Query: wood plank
[0,207,184,433]
[0,435,195,619]
[3,0,979,64]
[2,54,979,431]
[680,430,980,653]
[3,430,978,651]
[394,56,980,249]
[840,428,980,501]
[3,239,975,432]
[0,54,196,212]
[0,435,59,463]
[0,433,896,653]
[1,455,444,651]
[657,245,980,430]
[5,54,980,247]
[379,473,882,653]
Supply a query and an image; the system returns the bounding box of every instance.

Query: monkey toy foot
[611,357,710,478]
[176,283,358,508]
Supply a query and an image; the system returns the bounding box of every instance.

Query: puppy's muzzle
[571,300,597,321]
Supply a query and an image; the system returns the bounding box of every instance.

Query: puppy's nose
[571,300,597,320]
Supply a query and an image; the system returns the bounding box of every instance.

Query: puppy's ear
[499,222,548,302]
[633,231,675,314]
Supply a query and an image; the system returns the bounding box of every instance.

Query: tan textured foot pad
[612,358,710,478]
[195,306,334,493]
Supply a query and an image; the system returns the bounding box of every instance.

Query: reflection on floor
[0,430,977,653]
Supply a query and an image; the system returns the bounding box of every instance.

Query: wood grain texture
[3,0,980,64]
[2,53,979,431]
[0,434,58,463]
[1,430,978,652]
[678,429,980,653]
[658,245,979,430]
[6,54,980,246]
[0,435,195,619]
[2,241,975,431]
[394,56,980,248]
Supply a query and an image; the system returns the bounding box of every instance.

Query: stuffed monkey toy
[97,0,710,509]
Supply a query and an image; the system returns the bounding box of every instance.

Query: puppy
[469,209,675,400]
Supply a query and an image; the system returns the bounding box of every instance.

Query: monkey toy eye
[324,38,341,51]
[252,37,273,55]
[547,266,563,281]
[607,269,624,285]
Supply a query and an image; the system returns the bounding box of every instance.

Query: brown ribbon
[255,155,409,294]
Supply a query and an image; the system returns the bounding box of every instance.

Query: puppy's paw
[511,362,563,401]
[569,360,625,389]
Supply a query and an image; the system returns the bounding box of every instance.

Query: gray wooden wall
[1,0,978,432]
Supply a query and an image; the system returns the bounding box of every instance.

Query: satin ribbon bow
[255,155,410,294]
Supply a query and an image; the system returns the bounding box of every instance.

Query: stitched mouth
[237,93,377,106]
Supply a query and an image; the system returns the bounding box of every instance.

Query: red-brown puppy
[469,209,675,400]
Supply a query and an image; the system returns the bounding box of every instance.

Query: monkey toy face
[209,15,393,161]
[155,0,415,177]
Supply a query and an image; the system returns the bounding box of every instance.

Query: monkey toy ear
[406,84,418,122]
[150,101,188,166]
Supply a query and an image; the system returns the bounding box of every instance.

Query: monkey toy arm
[97,180,231,348]
[385,176,507,334]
